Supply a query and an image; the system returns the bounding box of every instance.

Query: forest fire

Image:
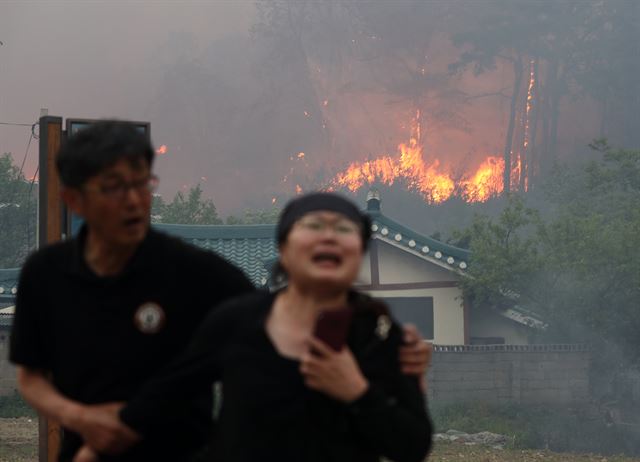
[330,115,505,204]
[459,156,504,202]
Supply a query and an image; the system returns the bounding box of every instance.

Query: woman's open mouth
[312,252,343,267]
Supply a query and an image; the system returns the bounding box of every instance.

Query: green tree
[448,1,635,191]
[569,1,640,147]
[539,142,640,346]
[226,207,280,225]
[456,195,542,310]
[154,184,223,225]
[0,153,37,267]
[459,143,640,364]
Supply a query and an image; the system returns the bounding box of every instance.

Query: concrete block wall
[0,328,17,396]
[1,333,593,405]
[426,344,590,405]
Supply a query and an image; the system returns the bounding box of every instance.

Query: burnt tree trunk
[503,54,524,194]
[525,58,540,191]
[540,74,550,183]
[545,57,562,174]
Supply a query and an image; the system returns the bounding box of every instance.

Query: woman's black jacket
[121,290,432,462]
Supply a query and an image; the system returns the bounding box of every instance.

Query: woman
[107,192,432,461]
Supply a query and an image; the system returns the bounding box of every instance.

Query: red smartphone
[313,307,353,352]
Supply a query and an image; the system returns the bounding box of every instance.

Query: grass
[0,393,36,419]
[1,415,640,462]
[430,402,640,456]
[0,394,37,461]
[0,443,37,462]
[0,416,37,462]
[431,441,640,462]
[1,396,639,460]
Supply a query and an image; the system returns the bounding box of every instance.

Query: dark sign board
[66,118,151,140]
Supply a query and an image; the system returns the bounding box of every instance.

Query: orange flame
[330,113,506,203]
[522,60,536,191]
[156,145,168,155]
[523,60,536,151]
[460,156,504,202]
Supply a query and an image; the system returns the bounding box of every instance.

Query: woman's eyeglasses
[296,217,360,236]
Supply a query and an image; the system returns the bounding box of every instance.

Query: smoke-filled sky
[0,1,616,214]
[0,1,257,211]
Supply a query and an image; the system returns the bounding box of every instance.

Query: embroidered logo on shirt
[133,302,166,334]
[375,315,391,340]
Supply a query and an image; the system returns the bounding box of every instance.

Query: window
[379,297,434,339]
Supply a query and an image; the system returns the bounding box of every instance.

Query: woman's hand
[399,324,432,391]
[300,337,369,403]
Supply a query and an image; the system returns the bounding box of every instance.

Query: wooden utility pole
[37,115,63,462]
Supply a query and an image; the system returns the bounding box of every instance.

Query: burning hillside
[329,112,506,203]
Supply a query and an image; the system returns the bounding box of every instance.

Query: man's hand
[73,445,99,462]
[300,337,369,403]
[16,368,138,455]
[71,402,140,454]
[399,324,433,388]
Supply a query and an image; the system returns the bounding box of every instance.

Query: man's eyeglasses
[85,175,159,201]
[296,217,360,236]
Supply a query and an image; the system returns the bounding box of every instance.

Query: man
[10,121,254,461]
[10,121,431,461]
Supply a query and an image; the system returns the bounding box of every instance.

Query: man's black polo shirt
[10,227,254,461]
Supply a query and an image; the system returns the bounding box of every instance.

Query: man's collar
[69,225,155,279]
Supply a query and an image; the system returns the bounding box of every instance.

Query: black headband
[276,192,371,249]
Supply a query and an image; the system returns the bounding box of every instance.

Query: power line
[25,165,39,252]
[0,122,33,127]
[5,125,37,206]
[17,132,34,178]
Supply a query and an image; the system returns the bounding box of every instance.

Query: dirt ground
[0,418,37,462]
[430,441,640,462]
[1,417,639,462]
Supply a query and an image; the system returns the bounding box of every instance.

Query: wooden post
[37,115,63,462]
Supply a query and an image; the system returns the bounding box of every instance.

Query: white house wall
[372,240,464,344]
[355,251,372,285]
[355,236,535,346]
[376,240,457,284]
[366,287,465,344]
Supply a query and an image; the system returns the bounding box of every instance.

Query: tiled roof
[0,199,470,298]
[0,225,279,295]
[155,199,473,286]
[367,207,471,273]
[0,314,11,328]
[0,268,19,305]
[155,223,278,287]
[0,193,545,330]
[0,306,13,328]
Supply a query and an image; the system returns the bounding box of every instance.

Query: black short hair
[276,192,371,250]
[56,120,155,188]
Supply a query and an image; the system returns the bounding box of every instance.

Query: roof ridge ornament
[366,189,381,211]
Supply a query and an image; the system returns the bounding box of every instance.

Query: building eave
[366,210,470,274]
